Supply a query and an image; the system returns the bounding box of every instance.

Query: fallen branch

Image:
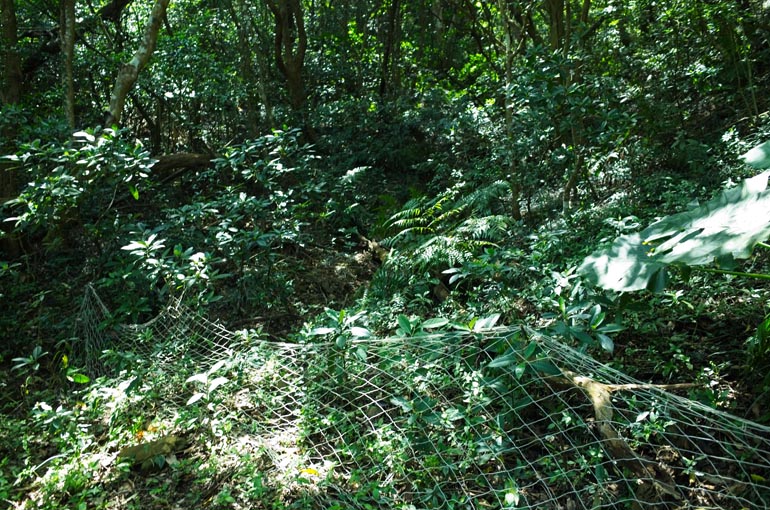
[561,370,692,506]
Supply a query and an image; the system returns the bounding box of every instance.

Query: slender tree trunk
[62,0,77,129]
[104,0,171,127]
[1,0,23,257]
[225,0,260,136]
[265,0,307,111]
[379,0,402,96]
[1,0,22,104]
[498,0,522,221]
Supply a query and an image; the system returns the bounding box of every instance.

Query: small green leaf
[73,130,95,142]
[391,396,412,412]
[589,305,605,329]
[443,407,464,421]
[335,335,347,349]
[67,373,90,384]
[397,314,413,334]
[128,184,139,200]
[597,333,614,353]
[514,362,527,380]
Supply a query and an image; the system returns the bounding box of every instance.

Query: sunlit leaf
[741,140,770,169]
[186,393,205,405]
[421,317,449,329]
[309,327,335,336]
[186,373,208,385]
[474,313,501,331]
[580,171,770,291]
[349,326,371,338]
[67,372,90,384]
[208,376,229,393]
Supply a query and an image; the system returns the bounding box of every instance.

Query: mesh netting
[75,285,770,509]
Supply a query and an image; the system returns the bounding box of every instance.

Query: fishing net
[75,285,770,509]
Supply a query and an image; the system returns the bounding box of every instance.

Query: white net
[75,285,770,509]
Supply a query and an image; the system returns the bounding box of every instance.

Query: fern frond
[455,215,511,242]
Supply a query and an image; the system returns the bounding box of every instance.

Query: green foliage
[384,180,516,271]
[185,359,231,406]
[748,312,770,393]
[580,169,770,292]
[5,129,154,235]
[742,141,770,169]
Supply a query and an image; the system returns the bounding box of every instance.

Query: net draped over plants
[76,286,770,509]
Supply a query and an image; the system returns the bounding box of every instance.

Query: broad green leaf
[208,376,229,393]
[474,313,501,331]
[421,317,449,329]
[209,359,227,374]
[741,140,770,169]
[597,323,625,334]
[597,333,615,354]
[514,362,527,380]
[121,240,147,251]
[67,373,90,384]
[529,359,561,376]
[570,328,594,345]
[397,314,413,334]
[579,171,770,291]
[186,393,205,405]
[523,342,538,359]
[185,373,208,385]
[349,326,371,338]
[488,353,516,368]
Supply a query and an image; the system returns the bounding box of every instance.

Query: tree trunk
[265,0,307,111]
[1,0,23,257]
[61,0,77,129]
[1,0,22,105]
[498,0,523,221]
[104,0,171,127]
[379,0,402,96]
[225,0,260,136]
